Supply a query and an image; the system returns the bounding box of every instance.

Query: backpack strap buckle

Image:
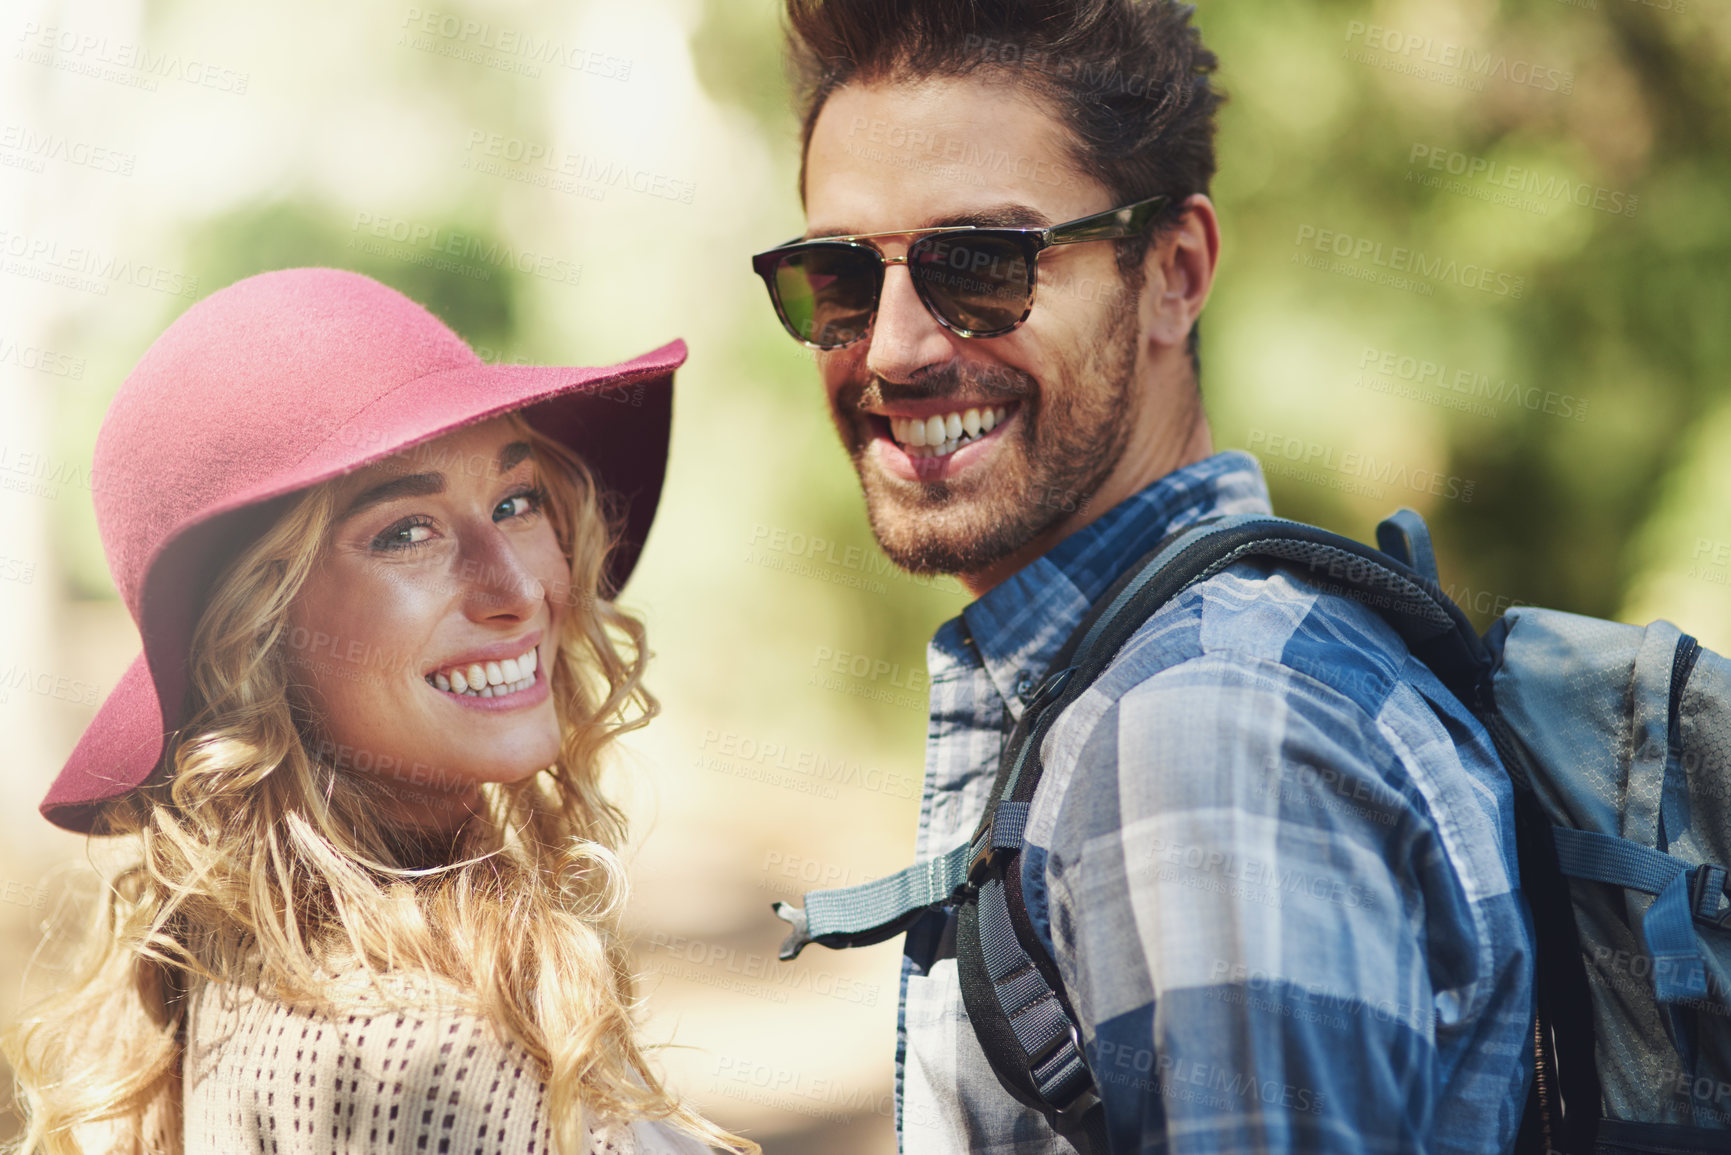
[1024,1016,1099,1116]
[1025,1013,1086,1070]
[773,902,812,959]
[967,826,995,884]
[1689,863,1731,927]
[969,801,1033,884]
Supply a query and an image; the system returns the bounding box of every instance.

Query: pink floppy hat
[40,267,686,835]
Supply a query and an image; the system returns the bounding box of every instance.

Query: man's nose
[864,263,954,384]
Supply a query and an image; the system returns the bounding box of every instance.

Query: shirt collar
[948,449,1273,720]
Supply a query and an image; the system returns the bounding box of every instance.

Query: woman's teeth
[426,645,538,698]
[888,406,1009,458]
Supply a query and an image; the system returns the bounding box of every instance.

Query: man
[752,1,1533,1151]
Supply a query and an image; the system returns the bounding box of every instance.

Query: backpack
[772,508,1731,1154]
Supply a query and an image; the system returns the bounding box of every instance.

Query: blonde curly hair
[2,411,753,1155]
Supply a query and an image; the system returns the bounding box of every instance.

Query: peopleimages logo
[1247,429,1476,504]
[398,8,632,81]
[1356,346,1588,423]
[1407,144,1638,218]
[0,334,85,379]
[14,21,251,94]
[1293,224,1525,300]
[694,727,918,801]
[462,131,697,205]
[1342,21,1574,95]
[0,123,135,176]
[0,663,100,707]
[348,212,582,286]
[845,116,1069,188]
[0,442,103,500]
[960,34,1181,101]
[0,226,200,299]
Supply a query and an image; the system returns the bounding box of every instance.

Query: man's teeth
[426,645,539,698]
[888,406,1009,457]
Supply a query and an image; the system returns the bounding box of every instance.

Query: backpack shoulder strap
[777,508,1593,1148]
[772,511,1491,961]
[956,511,1499,1128]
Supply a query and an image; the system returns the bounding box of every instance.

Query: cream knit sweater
[180,957,711,1155]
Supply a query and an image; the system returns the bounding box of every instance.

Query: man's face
[802,74,1146,578]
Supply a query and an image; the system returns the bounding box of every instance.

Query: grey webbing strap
[1552,825,1731,934]
[774,802,1033,960]
[989,800,1030,849]
[1551,823,1731,1071]
[978,875,1097,1112]
[1552,826,1700,899]
[774,840,970,960]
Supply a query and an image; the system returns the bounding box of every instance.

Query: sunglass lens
[773,245,880,348]
[909,234,1029,335]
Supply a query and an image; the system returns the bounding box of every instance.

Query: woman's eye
[495,486,546,522]
[372,517,435,552]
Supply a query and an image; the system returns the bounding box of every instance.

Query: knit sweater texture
[180,956,711,1155]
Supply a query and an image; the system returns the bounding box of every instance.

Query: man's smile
[864,402,1021,482]
[882,403,1014,457]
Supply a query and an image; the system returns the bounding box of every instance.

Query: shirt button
[1015,671,1037,702]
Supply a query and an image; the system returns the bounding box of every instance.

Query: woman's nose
[456,530,544,621]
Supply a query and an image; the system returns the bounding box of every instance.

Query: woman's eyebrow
[338,441,534,524]
[339,472,444,523]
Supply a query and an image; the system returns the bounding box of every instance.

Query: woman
[2,268,752,1155]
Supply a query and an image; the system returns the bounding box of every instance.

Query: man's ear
[1139,194,1221,351]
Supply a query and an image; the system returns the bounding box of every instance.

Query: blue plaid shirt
[894,450,1533,1154]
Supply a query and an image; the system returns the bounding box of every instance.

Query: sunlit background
[2,0,1727,1151]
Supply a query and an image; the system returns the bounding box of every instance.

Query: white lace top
[180,959,711,1155]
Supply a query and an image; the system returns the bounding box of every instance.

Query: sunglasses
[750,195,1169,350]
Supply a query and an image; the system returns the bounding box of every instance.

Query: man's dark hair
[785,0,1224,374]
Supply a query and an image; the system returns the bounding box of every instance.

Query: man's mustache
[848,364,1037,415]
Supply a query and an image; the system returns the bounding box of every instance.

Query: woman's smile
[422,635,550,710]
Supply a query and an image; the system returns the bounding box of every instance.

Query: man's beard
[835,305,1141,577]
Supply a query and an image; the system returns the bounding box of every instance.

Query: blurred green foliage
[1194,1,1729,629]
[185,200,524,352]
[691,0,797,136]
